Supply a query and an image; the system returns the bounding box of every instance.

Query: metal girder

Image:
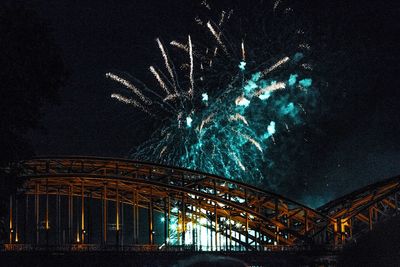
[317,176,400,245]
[12,156,400,249]
[15,156,329,249]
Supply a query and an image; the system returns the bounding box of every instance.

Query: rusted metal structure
[4,156,400,252]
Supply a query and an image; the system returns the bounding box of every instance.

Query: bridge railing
[2,244,159,252]
[2,243,341,252]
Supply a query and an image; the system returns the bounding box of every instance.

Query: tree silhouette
[0,2,67,241]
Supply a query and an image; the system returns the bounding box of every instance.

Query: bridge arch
[317,175,400,245]
[6,156,330,251]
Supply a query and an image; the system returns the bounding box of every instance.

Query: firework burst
[106,1,318,186]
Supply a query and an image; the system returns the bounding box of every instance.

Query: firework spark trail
[149,66,171,95]
[107,71,177,116]
[229,113,249,125]
[156,38,174,81]
[273,0,282,11]
[111,93,153,116]
[262,57,290,76]
[208,10,229,63]
[170,40,188,52]
[163,94,181,102]
[188,35,194,98]
[207,21,228,54]
[156,38,183,101]
[241,40,246,61]
[255,82,286,96]
[155,38,190,112]
[159,146,167,157]
[198,113,215,132]
[213,47,218,58]
[106,73,152,105]
[127,74,182,116]
[232,129,264,154]
[219,11,226,26]
[234,95,250,106]
[232,152,246,171]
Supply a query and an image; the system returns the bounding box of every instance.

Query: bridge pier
[9,195,13,244]
[181,192,185,246]
[81,180,85,244]
[102,182,107,245]
[163,196,168,246]
[35,182,40,245]
[132,189,139,244]
[148,188,154,245]
[68,184,73,244]
[45,179,49,246]
[24,194,28,244]
[56,188,60,245]
[116,181,120,247]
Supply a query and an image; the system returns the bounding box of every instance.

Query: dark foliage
[0,2,67,241]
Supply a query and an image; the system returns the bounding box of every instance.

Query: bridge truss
[318,175,400,245]
[4,157,400,251]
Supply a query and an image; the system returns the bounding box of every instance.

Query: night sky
[25,0,399,207]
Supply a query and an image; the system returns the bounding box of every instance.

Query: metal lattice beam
[11,156,331,249]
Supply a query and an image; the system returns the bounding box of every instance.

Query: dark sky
[28,0,198,157]
[25,0,399,206]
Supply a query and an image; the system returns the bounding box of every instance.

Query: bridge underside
[4,157,400,253]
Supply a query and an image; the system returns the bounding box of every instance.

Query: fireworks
[106,1,318,187]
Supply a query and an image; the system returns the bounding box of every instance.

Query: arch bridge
[4,156,400,252]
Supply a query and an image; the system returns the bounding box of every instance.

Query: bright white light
[186,116,193,127]
[235,96,250,107]
[267,121,276,135]
[202,93,208,102]
[238,61,246,71]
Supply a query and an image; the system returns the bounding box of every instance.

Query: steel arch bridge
[4,156,400,252]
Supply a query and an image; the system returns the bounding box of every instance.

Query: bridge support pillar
[148,188,154,245]
[213,179,218,251]
[45,179,49,246]
[148,203,153,245]
[244,189,249,251]
[276,226,279,245]
[132,189,138,244]
[191,204,195,249]
[163,196,168,246]
[102,183,107,245]
[229,210,232,251]
[68,184,73,244]
[56,188,60,245]
[368,207,373,231]
[182,194,186,246]
[214,208,218,251]
[304,210,309,234]
[334,218,343,245]
[88,191,93,243]
[9,195,13,244]
[15,196,19,243]
[35,183,40,245]
[116,181,120,247]
[81,180,85,244]
[24,194,28,244]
